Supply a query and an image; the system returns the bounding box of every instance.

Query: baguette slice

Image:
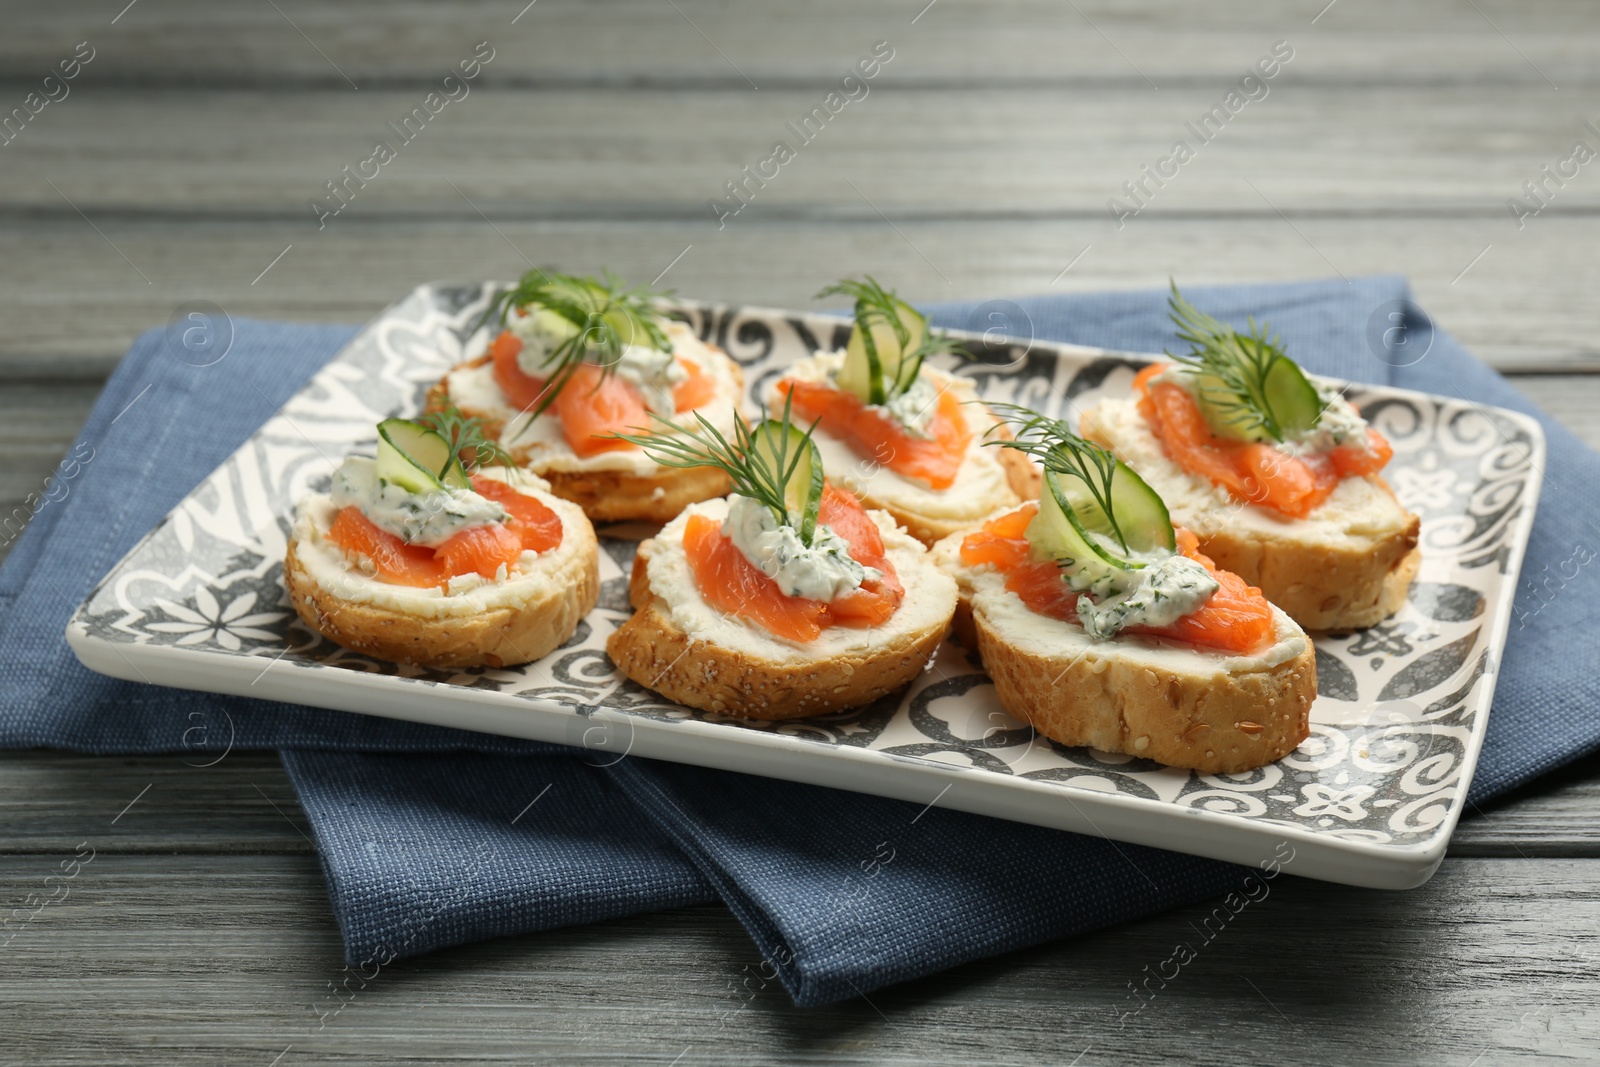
[1082,396,1419,631]
[285,470,599,669]
[427,322,743,524]
[931,523,1316,774]
[606,497,958,719]
[769,354,1038,546]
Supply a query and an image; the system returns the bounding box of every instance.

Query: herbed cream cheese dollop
[331,456,507,548]
[1072,549,1218,641]
[722,494,879,602]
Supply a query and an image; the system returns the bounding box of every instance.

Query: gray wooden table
[4,2,1599,1063]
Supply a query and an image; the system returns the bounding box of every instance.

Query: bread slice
[1082,396,1419,631]
[606,497,958,719]
[427,321,743,524]
[285,470,599,669]
[931,523,1316,774]
[768,354,1037,546]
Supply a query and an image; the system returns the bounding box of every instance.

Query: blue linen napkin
[3,277,1595,1008]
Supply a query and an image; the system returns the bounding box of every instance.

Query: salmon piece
[1330,427,1393,477]
[490,331,550,412]
[471,475,563,553]
[1135,371,1394,520]
[683,513,828,642]
[778,378,971,491]
[672,356,718,412]
[547,362,648,458]
[434,523,523,579]
[681,487,905,641]
[816,485,904,627]
[327,507,445,588]
[959,505,1275,654]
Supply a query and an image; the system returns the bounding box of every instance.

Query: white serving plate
[67,282,1544,888]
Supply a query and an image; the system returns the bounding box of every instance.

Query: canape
[286,415,599,668]
[933,407,1316,774]
[1080,286,1419,630]
[766,277,1036,546]
[427,269,746,524]
[605,401,958,719]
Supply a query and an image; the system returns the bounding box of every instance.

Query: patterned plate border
[66,282,1545,888]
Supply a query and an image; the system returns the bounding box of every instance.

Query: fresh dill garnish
[609,392,826,547]
[416,400,516,472]
[1165,281,1309,442]
[817,276,963,404]
[983,402,1135,554]
[477,269,674,419]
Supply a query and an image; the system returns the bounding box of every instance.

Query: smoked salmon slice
[777,378,971,490]
[488,329,721,458]
[1134,366,1392,520]
[433,523,523,579]
[959,504,1275,654]
[328,507,446,588]
[681,486,905,641]
[471,475,564,552]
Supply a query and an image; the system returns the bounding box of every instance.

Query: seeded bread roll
[606,497,958,719]
[1082,396,1419,631]
[931,523,1316,775]
[427,323,744,524]
[285,472,599,669]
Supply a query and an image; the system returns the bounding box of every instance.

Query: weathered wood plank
[0,752,310,855]
[1,0,1593,87]
[5,86,1592,219]
[1,854,1597,1064]
[0,217,1593,374]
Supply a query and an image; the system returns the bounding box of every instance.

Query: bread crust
[973,611,1315,774]
[932,527,1316,774]
[426,353,739,524]
[1194,512,1420,632]
[285,504,599,670]
[605,532,952,720]
[1081,401,1420,631]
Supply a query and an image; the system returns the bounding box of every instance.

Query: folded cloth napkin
[3,276,1596,1008]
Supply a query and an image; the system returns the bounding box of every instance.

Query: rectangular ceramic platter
[67,282,1544,889]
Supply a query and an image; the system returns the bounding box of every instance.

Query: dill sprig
[983,402,1134,554]
[609,392,825,546]
[478,269,674,419]
[416,399,516,472]
[817,275,964,403]
[1165,281,1303,442]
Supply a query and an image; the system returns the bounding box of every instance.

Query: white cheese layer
[645,497,958,657]
[769,354,1018,524]
[1083,397,1412,547]
[447,321,742,476]
[292,469,592,619]
[721,494,875,601]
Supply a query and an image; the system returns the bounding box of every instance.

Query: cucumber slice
[749,419,824,543]
[1192,344,1322,442]
[376,419,470,494]
[1261,352,1322,436]
[836,299,927,405]
[1026,457,1175,569]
